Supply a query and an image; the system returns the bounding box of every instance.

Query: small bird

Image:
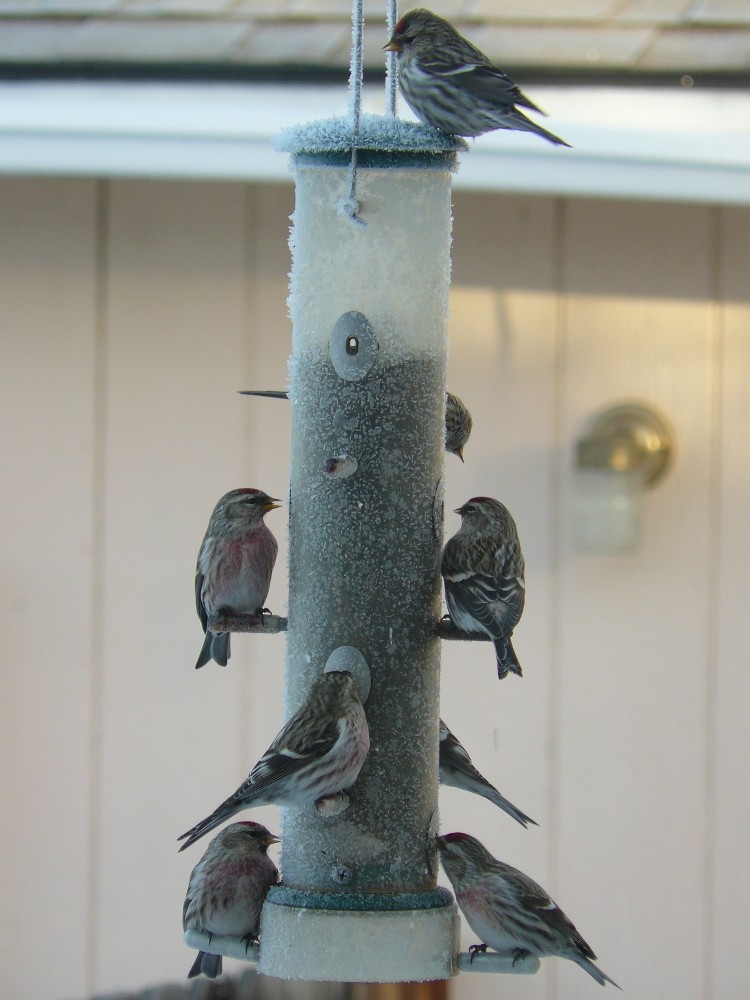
[441,496,525,678]
[194,488,280,669]
[437,833,620,988]
[183,821,280,979]
[239,390,472,461]
[178,671,369,851]
[384,9,570,147]
[445,392,472,461]
[439,720,536,828]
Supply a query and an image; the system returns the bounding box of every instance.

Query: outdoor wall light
[573,401,674,553]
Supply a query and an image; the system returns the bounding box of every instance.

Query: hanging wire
[386,0,398,117]
[339,0,366,226]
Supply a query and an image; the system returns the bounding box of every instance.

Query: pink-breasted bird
[437,832,620,988]
[441,496,525,679]
[194,488,280,669]
[439,720,536,828]
[182,821,279,979]
[178,671,369,851]
[384,9,570,147]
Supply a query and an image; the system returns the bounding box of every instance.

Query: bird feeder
[184,4,543,987]
[258,112,459,984]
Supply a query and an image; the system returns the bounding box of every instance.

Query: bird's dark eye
[466,505,476,513]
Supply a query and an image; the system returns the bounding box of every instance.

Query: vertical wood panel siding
[0,178,747,1000]
[0,178,98,1000]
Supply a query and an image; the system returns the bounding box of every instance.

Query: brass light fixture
[574,401,675,552]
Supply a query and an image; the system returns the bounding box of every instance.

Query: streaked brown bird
[437,832,620,988]
[441,496,525,679]
[182,822,279,979]
[385,9,570,147]
[194,488,280,669]
[439,719,536,828]
[178,671,370,851]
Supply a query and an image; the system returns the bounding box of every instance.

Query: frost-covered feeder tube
[258,117,463,983]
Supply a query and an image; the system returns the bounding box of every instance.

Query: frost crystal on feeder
[275,113,467,157]
[288,165,452,359]
[254,115,460,983]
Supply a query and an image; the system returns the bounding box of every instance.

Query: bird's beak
[435,835,446,850]
[383,39,401,52]
[263,499,282,513]
[453,506,464,515]
[456,448,464,463]
[264,833,281,847]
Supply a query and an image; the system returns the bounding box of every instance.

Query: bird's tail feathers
[194,632,213,670]
[515,92,546,116]
[494,638,522,679]
[188,951,222,979]
[483,786,537,828]
[195,631,230,670]
[212,631,230,667]
[573,954,621,989]
[178,798,240,852]
[512,109,571,148]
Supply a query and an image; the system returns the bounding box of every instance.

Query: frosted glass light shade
[573,468,644,553]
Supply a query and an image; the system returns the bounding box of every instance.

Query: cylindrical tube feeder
[256,116,463,983]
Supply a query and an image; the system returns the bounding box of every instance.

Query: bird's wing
[440,724,483,779]
[463,64,544,114]
[497,574,525,630]
[182,866,199,926]
[449,572,525,636]
[195,571,207,632]
[243,713,342,798]
[440,723,470,762]
[500,866,597,959]
[442,741,498,797]
[417,52,543,114]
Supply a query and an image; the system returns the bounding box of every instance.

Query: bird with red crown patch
[441,496,525,679]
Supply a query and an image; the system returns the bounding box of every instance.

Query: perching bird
[183,822,279,979]
[384,9,570,147]
[194,488,280,669]
[445,392,472,461]
[239,389,472,461]
[441,496,525,679]
[178,671,370,851]
[437,833,620,988]
[439,720,536,828]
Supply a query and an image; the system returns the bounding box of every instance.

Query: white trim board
[1,80,748,204]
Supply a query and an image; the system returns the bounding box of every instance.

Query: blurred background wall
[1,172,748,1000]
